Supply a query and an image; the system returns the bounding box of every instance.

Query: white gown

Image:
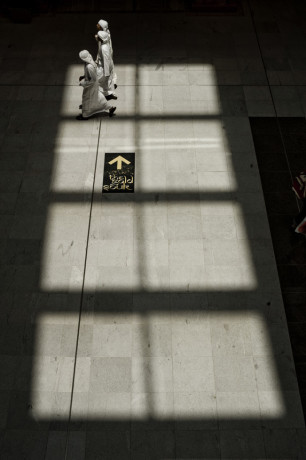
[79,51,111,118]
[98,19,117,87]
[105,27,117,87]
[96,30,116,96]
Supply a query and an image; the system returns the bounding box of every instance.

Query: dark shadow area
[0,4,306,459]
[250,117,306,417]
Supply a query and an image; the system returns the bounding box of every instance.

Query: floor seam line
[63,119,102,460]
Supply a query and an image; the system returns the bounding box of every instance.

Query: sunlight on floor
[31,310,285,420]
[34,62,284,424]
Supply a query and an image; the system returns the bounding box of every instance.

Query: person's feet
[106,94,118,100]
[76,114,88,120]
[114,84,118,89]
[109,107,116,117]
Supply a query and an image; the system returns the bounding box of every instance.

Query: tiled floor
[1,1,306,459]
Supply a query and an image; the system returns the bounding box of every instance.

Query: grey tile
[217,391,261,429]
[0,173,23,193]
[168,212,202,240]
[175,430,220,458]
[66,431,86,460]
[166,171,199,192]
[132,323,171,357]
[214,356,257,392]
[166,150,196,173]
[0,391,10,430]
[86,392,130,426]
[3,239,42,265]
[196,150,228,172]
[172,319,212,357]
[97,215,134,240]
[174,392,218,430]
[45,431,66,460]
[170,264,206,291]
[173,357,215,392]
[1,429,48,460]
[133,292,170,315]
[210,314,253,356]
[92,324,132,357]
[170,292,208,311]
[132,357,173,394]
[134,213,168,240]
[245,98,275,117]
[210,240,242,266]
[90,358,131,393]
[202,215,237,240]
[258,391,305,429]
[76,325,93,357]
[9,215,45,239]
[131,392,173,430]
[263,428,302,458]
[86,430,130,460]
[220,429,265,459]
[131,430,175,460]
[0,356,19,391]
[14,193,50,216]
[169,239,204,267]
[0,194,18,215]
[20,173,51,193]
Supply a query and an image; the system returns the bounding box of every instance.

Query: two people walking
[77,19,117,120]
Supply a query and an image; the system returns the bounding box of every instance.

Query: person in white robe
[95,31,116,99]
[77,50,116,120]
[96,18,117,96]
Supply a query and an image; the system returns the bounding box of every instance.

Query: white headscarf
[98,19,109,31]
[79,50,96,67]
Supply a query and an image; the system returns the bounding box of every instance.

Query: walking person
[77,50,116,120]
[96,18,117,98]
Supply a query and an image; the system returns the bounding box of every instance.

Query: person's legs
[109,106,116,117]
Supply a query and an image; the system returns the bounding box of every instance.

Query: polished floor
[0,1,306,458]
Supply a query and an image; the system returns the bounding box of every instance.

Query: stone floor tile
[214,355,257,392]
[132,323,171,357]
[132,357,173,394]
[85,430,130,460]
[172,319,212,357]
[45,431,66,460]
[166,150,196,173]
[131,392,173,428]
[169,237,204,267]
[220,429,265,459]
[66,431,86,460]
[175,429,220,458]
[168,211,202,239]
[1,429,48,460]
[217,391,261,429]
[202,215,237,240]
[89,358,131,393]
[131,430,175,460]
[210,313,253,356]
[196,150,228,172]
[173,356,215,392]
[174,392,218,430]
[258,390,305,428]
[262,427,302,459]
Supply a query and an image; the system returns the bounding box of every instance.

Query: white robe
[96,31,116,95]
[105,28,117,86]
[80,61,111,118]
